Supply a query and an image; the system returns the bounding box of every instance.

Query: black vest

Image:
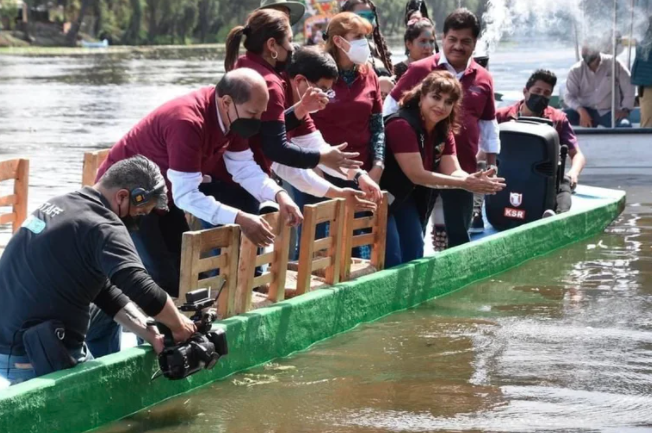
[381,107,446,227]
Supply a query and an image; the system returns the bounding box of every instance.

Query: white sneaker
[542,209,556,218]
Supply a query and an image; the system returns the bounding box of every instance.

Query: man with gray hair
[0,156,196,385]
[97,68,303,297]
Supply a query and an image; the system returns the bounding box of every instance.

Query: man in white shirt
[564,42,636,128]
[96,68,302,296]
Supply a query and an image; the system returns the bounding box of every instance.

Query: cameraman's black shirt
[0,187,160,355]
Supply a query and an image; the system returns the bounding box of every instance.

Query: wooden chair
[0,159,29,234]
[234,212,291,314]
[178,225,241,319]
[339,192,389,282]
[288,198,346,296]
[82,149,110,186]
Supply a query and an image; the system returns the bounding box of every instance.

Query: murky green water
[95,190,652,433]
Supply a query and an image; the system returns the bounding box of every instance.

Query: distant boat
[81,39,109,48]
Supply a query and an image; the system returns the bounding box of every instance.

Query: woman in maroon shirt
[381,71,505,268]
[222,9,360,177]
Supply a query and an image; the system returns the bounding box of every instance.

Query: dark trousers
[385,195,426,268]
[131,205,189,298]
[556,176,573,214]
[441,189,474,247]
[564,107,631,128]
[86,303,122,358]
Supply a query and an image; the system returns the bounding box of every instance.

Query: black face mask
[582,53,600,65]
[275,44,296,73]
[525,93,550,115]
[119,198,142,232]
[228,104,261,139]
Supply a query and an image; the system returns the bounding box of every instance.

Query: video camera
[154,288,228,380]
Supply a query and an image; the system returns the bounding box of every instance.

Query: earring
[271,51,278,60]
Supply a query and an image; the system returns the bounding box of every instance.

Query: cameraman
[0,156,196,385]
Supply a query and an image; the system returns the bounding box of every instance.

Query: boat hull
[0,185,626,433]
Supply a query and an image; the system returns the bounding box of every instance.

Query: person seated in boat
[96,68,303,298]
[394,17,438,83]
[385,8,501,248]
[496,69,587,215]
[381,71,505,268]
[631,15,652,128]
[222,9,362,188]
[256,0,305,26]
[0,157,196,385]
[563,41,636,128]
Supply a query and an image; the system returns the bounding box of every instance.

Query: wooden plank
[0,160,19,182]
[308,200,338,224]
[324,199,345,285]
[81,150,109,186]
[13,159,29,232]
[296,204,318,296]
[0,213,16,225]
[235,229,258,315]
[268,215,290,303]
[313,237,332,252]
[178,232,201,302]
[198,226,234,252]
[371,192,389,271]
[196,254,227,274]
[0,195,17,207]
[255,251,275,267]
[218,228,241,319]
[197,276,226,292]
[352,216,375,231]
[351,233,376,248]
[252,272,273,288]
[311,256,332,272]
[339,198,356,282]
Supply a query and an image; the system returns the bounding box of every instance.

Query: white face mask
[341,37,371,65]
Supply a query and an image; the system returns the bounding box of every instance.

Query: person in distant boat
[496,69,587,215]
[564,41,636,128]
[96,68,303,297]
[384,8,501,248]
[381,71,505,268]
[0,157,196,385]
[632,15,652,128]
[394,17,438,82]
[256,0,306,26]
[404,0,430,26]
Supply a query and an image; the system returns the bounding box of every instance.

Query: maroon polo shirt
[385,118,456,172]
[496,101,579,151]
[390,53,496,174]
[96,86,248,204]
[311,67,383,170]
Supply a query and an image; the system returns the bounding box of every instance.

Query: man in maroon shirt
[496,69,587,214]
[97,69,302,296]
[383,8,501,247]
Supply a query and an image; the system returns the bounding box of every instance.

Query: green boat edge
[0,185,626,433]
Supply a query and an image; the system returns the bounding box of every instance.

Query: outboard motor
[485,118,560,231]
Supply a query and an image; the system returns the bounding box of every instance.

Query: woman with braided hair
[340,0,393,77]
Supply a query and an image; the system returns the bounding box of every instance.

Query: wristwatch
[353,170,368,186]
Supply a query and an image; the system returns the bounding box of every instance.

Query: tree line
[15,0,489,46]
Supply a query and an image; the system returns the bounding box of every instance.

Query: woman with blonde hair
[381,71,505,267]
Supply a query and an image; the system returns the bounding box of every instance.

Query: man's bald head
[216,68,268,104]
[215,68,270,131]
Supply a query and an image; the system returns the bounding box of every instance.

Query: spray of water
[477,0,651,56]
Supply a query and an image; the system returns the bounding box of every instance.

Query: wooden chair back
[295,198,346,296]
[179,225,241,319]
[82,149,110,186]
[235,212,290,314]
[0,159,29,233]
[339,192,389,281]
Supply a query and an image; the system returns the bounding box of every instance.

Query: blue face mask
[355,10,376,28]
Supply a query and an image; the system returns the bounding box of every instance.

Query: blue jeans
[564,107,631,128]
[385,195,426,268]
[0,345,92,386]
[86,303,122,358]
